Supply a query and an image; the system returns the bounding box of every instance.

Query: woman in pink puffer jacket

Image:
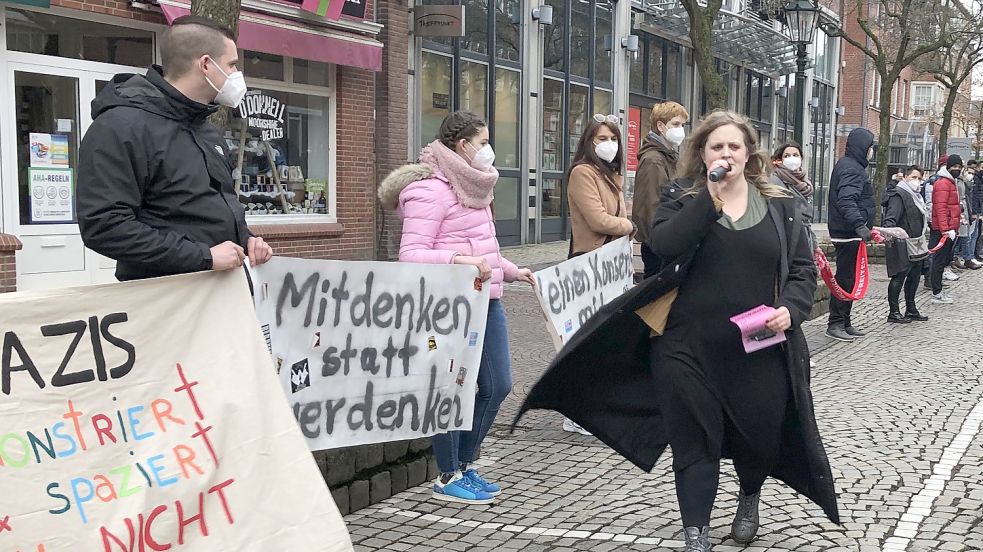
[378,111,534,506]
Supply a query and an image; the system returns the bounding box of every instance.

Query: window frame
[239,56,338,225]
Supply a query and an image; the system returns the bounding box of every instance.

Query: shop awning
[634,3,797,77]
[158,0,382,72]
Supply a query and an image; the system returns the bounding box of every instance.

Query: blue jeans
[959,221,979,260]
[432,299,512,474]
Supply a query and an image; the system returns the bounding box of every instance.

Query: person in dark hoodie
[825,128,875,342]
[77,15,272,281]
[632,101,689,277]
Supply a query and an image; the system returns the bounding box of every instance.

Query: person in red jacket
[929,154,963,303]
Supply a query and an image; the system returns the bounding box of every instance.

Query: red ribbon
[815,243,869,301]
[814,233,949,302]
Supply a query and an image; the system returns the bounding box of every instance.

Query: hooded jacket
[378,164,519,300]
[827,129,875,239]
[77,66,251,282]
[931,167,961,232]
[631,132,678,248]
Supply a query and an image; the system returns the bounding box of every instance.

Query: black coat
[882,186,926,239]
[827,128,875,239]
[78,66,251,281]
[516,183,840,525]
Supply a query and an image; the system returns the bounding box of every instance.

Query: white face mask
[466,141,496,170]
[595,141,619,163]
[782,155,802,171]
[204,57,247,108]
[907,179,922,192]
[664,127,685,147]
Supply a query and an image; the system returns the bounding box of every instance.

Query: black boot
[730,489,760,544]
[905,305,929,321]
[887,311,911,323]
[683,526,712,551]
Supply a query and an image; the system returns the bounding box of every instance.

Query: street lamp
[784,0,820,147]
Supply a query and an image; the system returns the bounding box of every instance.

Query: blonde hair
[650,101,689,131]
[678,110,789,199]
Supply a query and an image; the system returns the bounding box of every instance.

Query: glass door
[3,61,121,290]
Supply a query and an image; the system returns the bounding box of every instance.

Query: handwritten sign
[252,257,490,451]
[533,237,634,350]
[0,271,352,551]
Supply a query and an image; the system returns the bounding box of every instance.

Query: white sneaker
[562,418,593,436]
[943,270,960,281]
[932,292,954,304]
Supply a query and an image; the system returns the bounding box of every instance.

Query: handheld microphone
[708,164,731,183]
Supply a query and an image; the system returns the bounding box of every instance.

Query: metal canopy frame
[634,1,797,77]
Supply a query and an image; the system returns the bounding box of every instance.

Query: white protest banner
[0,271,352,552]
[533,236,634,350]
[252,257,490,451]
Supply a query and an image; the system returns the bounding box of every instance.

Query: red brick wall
[0,235,23,293]
[52,0,165,23]
[374,0,410,260]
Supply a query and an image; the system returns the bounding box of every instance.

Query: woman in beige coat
[563,114,634,436]
[567,114,635,257]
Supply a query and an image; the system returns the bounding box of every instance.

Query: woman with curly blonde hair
[518,111,839,551]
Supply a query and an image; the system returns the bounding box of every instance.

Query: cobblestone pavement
[346,254,983,551]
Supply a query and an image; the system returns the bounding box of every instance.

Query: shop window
[494,176,519,221]
[217,57,336,219]
[243,51,285,81]
[495,68,521,167]
[594,2,613,84]
[420,51,453,148]
[544,0,567,72]
[594,89,612,117]
[14,72,80,225]
[5,8,153,67]
[495,0,521,62]
[226,89,332,216]
[570,1,591,79]
[629,40,645,95]
[541,177,563,218]
[462,0,489,55]
[459,61,488,119]
[542,79,565,173]
[647,40,664,97]
[294,59,332,87]
[569,85,589,163]
[666,43,682,101]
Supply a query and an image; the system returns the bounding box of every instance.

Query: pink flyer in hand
[729,305,787,354]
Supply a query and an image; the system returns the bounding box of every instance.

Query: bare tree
[912,17,983,154]
[191,0,242,128]
[825,0,956,208]
[681,0,728,111]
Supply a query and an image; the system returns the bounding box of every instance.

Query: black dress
[653,211,790,486]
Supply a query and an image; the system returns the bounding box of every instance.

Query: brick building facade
[0,0,384,291]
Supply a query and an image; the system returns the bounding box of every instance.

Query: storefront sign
[0,270,352,551]
[414,5,465,37]
[533,237,634,349]
[29,167,74,223]
[627,107,641,174]
[252,256,490,450]
[342,0,366,18]
[237,91,286,142]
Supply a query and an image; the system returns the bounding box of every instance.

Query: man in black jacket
[973,162,983,261]
[825,128,875,342]
[78,15,272,282]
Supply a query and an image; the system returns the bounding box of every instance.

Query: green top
[718,184,767,230]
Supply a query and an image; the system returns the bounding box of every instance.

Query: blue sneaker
[463,468,501,496]
[432,474,494,505]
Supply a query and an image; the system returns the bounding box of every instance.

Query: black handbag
[885,239,912,278]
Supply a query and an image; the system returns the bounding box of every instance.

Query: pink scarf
[419,140,499,209]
